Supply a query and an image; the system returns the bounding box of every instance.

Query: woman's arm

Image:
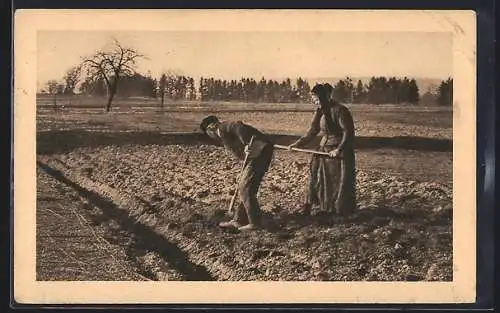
[290,108,322,148]
[336,106,355,152]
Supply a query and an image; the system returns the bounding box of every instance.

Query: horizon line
[37,73,453,86]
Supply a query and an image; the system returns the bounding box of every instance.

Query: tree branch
[78,39,145,109]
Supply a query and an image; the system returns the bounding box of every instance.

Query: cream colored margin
[13,9,476,304]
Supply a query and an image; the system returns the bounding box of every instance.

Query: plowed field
[36,104,452,281]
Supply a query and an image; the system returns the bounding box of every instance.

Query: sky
[37,30,452,90]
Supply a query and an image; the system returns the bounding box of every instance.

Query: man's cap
[200,115,219,134]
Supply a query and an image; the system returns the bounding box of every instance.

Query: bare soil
[37,142,452,281]
[37,104,452,139]
[35,104,452,282]
[37,164,198,281]
[37,167,146,281]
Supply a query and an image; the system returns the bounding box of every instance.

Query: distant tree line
[331,76,421,104]
[40,39,453,109]
[436,78,453,106]
[199,77,311,103]
[80,73,158,98]
[43,71,454,107]
[158,74,197,106]
[60,73,314,103]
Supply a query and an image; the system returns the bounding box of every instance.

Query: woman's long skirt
[306,145,356,215]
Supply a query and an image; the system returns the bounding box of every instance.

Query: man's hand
[328,148,340,158]
[244,144,250,155]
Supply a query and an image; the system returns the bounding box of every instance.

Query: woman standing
[288,83,356,216]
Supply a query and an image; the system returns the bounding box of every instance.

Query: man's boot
[220,203,247,228]
[239,203,261,231]
[238,223,259,231]
[219,220,242,228]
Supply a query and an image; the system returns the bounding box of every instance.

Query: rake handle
[273,144,332,157]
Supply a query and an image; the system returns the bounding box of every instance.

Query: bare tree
[46,80,59,110]
[47,80,58,94]
[158,73,167,110]
[56,83,65,95]
[63,65,81,105]
[80,39,145,112]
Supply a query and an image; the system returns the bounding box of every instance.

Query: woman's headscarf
[311,83,336,132]
[311,83,334,102]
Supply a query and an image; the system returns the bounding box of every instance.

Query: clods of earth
[39,144,452,281]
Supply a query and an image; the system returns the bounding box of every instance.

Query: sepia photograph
[14,9,476,304]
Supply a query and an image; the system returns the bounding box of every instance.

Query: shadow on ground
[37,130,452,155]
[204,203,451,236]
[37,161,215,281]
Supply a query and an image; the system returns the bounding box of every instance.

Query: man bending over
[200,115,274,231]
